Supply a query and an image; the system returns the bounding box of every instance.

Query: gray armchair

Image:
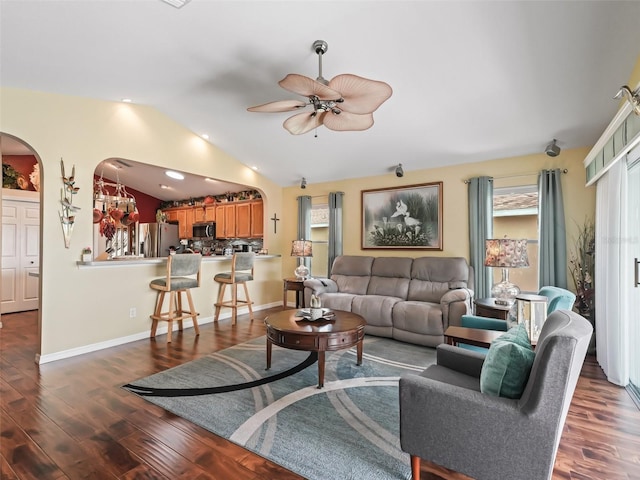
[399,310,592,480]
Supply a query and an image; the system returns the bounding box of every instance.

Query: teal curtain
[538,169,567,288]
[468,176,493,298]
[297,196,312,272]
[328,192,344,274]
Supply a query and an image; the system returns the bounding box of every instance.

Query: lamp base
[294,263,310,280]
[491,268,520,306]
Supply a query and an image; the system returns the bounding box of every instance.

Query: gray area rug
[124,336,436,480]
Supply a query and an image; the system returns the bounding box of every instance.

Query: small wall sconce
[614,85,640,116]
[300,177,307,189]
[395,163,404,177]
[545,139,560,157]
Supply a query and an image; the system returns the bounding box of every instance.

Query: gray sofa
[304,255,474,347]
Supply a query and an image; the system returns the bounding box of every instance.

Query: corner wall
[1,87,285,358]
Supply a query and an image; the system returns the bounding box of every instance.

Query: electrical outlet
[129,307,137,318]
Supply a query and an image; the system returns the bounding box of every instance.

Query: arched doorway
[1,134,43,343]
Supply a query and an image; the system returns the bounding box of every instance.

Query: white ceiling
[2,0,640,200]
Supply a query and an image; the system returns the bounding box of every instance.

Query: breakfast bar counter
[77,254,280,268]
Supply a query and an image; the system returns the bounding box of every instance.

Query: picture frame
[361,181,443,250]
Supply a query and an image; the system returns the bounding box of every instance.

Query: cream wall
[0,88,285,359]
[281,148,595,285]
[0,87,602,361]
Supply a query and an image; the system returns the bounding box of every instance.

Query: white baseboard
[36,301,282,365]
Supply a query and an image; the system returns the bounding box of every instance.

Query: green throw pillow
[498,323,532,349]
[480,325,535,399]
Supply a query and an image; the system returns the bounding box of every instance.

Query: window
[310,203,329,278]
[493,185,539,293]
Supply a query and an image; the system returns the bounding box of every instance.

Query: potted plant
[569,218,595,352]
[82,247,92,262]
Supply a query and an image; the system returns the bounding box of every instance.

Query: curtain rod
[463,169,568,184]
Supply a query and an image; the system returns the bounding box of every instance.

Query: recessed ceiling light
[251,166,259,171]
[205,178,217,182]
[201,134,209,140]
[122,98,132,103]
[165,170,184,180]
[159,184,169,189]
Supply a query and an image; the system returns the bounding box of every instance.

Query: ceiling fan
[248,40,392,135]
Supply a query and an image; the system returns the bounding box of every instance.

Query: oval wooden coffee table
[264,309,366,388]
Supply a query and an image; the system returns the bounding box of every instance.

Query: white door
[1,198,40,313]
[628,152,640,396]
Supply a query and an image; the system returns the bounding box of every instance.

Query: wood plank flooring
[1,309,639,479]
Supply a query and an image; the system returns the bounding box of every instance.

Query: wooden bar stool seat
[149,253,202,343]
[213,252,255,325]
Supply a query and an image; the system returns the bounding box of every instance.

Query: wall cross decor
[270,213,280,234]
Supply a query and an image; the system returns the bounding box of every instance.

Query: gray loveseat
[304,255,474,347]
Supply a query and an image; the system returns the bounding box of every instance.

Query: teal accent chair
[459,286,576,352]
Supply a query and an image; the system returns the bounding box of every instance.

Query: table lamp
[291,239,312,279]
[485,238,529,306]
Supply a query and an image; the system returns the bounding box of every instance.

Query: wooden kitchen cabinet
[250,200,263,237]
[164,200,262,240]
[216,204,236,238]
[162,207,192,239]
[235,203,251,238]
[193,206,206,223]
[177,208,189,238]
[164,209,179,223]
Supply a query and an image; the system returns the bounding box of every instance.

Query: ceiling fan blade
[328,74,392,114]
[323,111,374,132]
[279,74,342,100]
[247,100,307,113]
[283,111,326,135]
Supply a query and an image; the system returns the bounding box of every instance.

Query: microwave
[192,222,216,239]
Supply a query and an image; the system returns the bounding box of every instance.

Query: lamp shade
[484,238,529,268]
[291,240,313,257]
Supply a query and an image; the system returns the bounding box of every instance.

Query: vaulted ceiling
[2,1,640,200]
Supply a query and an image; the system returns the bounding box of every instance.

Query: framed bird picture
[361,182,443,250]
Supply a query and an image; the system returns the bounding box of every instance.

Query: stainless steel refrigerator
[140,223,180,257]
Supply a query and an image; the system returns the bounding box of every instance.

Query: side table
[283,277,305,309]
[474,297,512,320]
[444,326,503,349]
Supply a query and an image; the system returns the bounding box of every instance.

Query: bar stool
[213,252,255,325]
[149,253,202,343]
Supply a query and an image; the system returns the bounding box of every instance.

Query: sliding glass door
[628,149,640,403]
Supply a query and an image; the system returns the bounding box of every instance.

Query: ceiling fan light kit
[248,40,392,135]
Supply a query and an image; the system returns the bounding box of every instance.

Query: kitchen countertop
[77,254,280,267]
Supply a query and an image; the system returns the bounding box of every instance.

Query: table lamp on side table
[485,238,529,306]
[291,239,312,280]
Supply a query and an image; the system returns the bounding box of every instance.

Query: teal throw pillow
[480,325,535,399]
[498,323,532,349]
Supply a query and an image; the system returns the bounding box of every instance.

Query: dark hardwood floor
[1,309,639,479]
